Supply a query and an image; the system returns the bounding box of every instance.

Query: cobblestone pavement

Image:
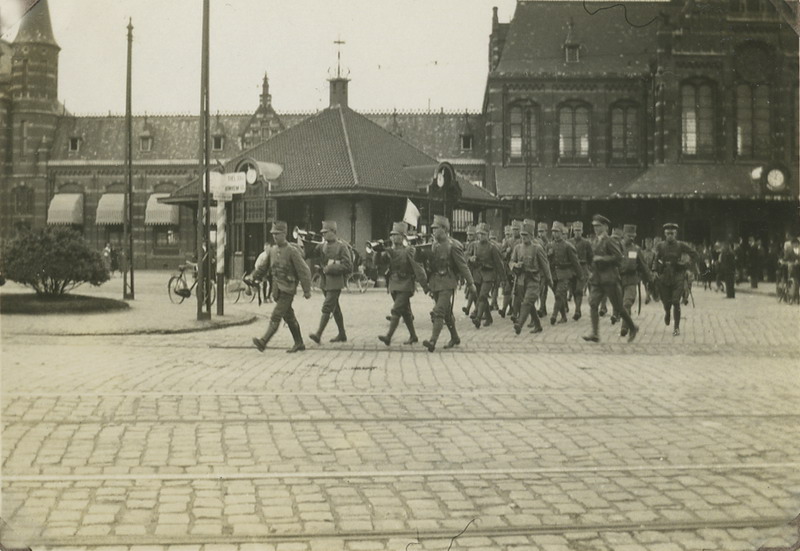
[2,285,799,550]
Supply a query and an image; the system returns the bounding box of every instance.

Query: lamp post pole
[123,18,135,300]
[196,0,211,320]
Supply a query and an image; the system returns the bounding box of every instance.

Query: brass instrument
[292,226,323,246]
[365,239,387,255]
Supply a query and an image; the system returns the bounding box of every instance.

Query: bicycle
[168,262,216,305]
[224,277,260,304]
[345,270,374,293]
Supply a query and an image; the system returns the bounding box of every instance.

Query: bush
[3,227,110,296]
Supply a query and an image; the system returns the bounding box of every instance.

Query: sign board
[209,172,246,195]
[213,191,232,202]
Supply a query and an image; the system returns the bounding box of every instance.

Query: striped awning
[95,193,125,225]
[145,193,179,225]
[47,193,84,225]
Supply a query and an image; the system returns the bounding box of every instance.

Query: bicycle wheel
[207,281,216,306]
[168,276,187,304]
[245,283,258,303]
[225,280,244,304]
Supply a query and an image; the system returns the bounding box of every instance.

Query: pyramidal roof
[14,0,59,48]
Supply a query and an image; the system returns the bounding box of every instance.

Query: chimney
[328,76,349,108]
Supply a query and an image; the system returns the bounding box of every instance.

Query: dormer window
[566,45,580,63]
[139,136,153,152]
[212,135,224,151]
[460,134,473,151]
[68,137,81,152]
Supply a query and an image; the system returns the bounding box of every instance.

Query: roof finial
[334,35,346,78]
[565,17,576,44]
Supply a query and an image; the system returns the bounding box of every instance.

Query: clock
[245,167,257,184]
[766,168,786,192]
[436,170,445,188]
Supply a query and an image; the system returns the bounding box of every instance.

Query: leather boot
[529,309,543,334]
[253,320,280,352]
[514,303,530,335]
[573,295,582,320]
[423,318,444,352]
[330,308,347,342]
[309,313,330,344]
[287,320,306,353]
[443,316,461,349]
[583,307,600,342]
[673,304,681,336]
[379,315,400,346]
[664,304,671,326]
[402,312,418,344]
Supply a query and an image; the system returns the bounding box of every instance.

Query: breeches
[390,291,413,317]
[621,284,637,312]
[270,289,297,324]
[321,290,342,314]
[589,282,624,311]
[658,279,683,305]
[430,289,455,323]
[554,278,569,304]
[519,277,541,309]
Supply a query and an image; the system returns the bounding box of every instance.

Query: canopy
[145,193,179,225]
[47,193,83,225]
[95,193,125,225]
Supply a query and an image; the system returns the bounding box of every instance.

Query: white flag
[403,199,421,228]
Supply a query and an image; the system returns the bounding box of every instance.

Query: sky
[1,0,521,115]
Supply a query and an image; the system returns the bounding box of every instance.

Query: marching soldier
[462,224,478,317]
[536,221,551,317]
[653,222,699,336]
[489,230,502,311]
[570,221,592,320]
[468,222,507,329]
[642,237,656,304]
[510,221,552,335]
[582,214,639,343]
[309,220,353,345]
[378,221,429,346]
[251,221,312,353]
[423,215,477,352]
[499,220,522,318]
[547,221,581,325]
[619,224,652,337]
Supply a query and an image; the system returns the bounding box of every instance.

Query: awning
[145,193,179,225]
[95,193,125,225]
[47,193,84,225]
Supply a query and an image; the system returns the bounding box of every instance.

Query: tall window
[13,187,33,215]
[610,103,639,163]
[507,103,538,164]
[681,81,715,158]
[736,84,770,159]
[558,102,590,162]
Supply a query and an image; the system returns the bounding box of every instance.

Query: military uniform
[641,239,656,303]
[500,221,522,318]
[653,223,698,336]
[536,222,550,316]
[547,221,581,324]
[468,223,507,328]
[510,221,552,334]
[462,225,478,317]
[379,221,429,346]
[251,221,312,353]
[423,215,475,352]
[618,224,652,336]
[570,221,593,320]
[309,221,353,344]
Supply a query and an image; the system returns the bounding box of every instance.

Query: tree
[3,227,109,296]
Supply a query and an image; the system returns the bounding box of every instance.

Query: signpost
[213,172,246,315]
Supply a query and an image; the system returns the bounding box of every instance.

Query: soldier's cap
[537,222,549,231]
[611,227,623,237]
[321,220,338,232]
[572,221,584,231]
[591,214,611,226]
[523,218,535,228]
[466,224,476,234]
[623,224,637,235]
[431,214,450,230]
[390,221,408,236]
[270,221,289,234]
[511,219,523,230]
[551,221,564,233]
[521,222,535,236]
[503,225,512,233]
[475,222,489,234]
[489,230,498,240]
[663,222,679,231]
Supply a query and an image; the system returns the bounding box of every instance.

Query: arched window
[507,102,539,164]
[13,186,33,215]
[558,102,591,162]
[681,80,715,158]
[736,84,770,159]
[610,102,639,163]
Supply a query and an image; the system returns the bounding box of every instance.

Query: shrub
[3,227,109,296]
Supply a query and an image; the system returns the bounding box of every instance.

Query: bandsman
[619,224,652,337]
[510,221,552,334]
[547,221,581,325]
[422,215,477,352]
[251,221,312,353]
[309,220,353,345]
[653,223,699,336]
[378,221,429,346]
[570,221,593,320]
[468,222,507,329]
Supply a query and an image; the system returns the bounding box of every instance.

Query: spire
[14,0,59,48]
[259,72,271,108]
[564,17,577,46]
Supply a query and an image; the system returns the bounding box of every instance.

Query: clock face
[766,169,786,191]
[245,167,257,184]
[436,171,445,188]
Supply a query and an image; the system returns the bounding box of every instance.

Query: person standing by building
[653,223,699,336]
[718,240,736,299]
[308,220,353,345]
[619,224,652,337]
[378,221,429,346]
[547,221,581,325]
[422,215,476,352]
[570,221,592,320]
[510,221,552,335]
[468,222,506,329]
[582,215,639,343]
[102,243,112,275]
[251,221,312,353]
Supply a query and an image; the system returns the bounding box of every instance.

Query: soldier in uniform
[536,221,551,317]
[547,221,581,325]
[570,221,592,320]
[468,222,507,329]
[619,224,652,337]
[653,222,699,336]
[510,221,552,335]
[499,220,522,318]
[378,221,429,346]
[582,214,639,343]
[422,215,477,352]
[308,220,353,345]
[489,229,502,311]
[251,221,312,353]
[461,224,478,317]
[642,237,656,304]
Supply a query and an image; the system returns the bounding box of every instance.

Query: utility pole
[123,19,135,300]
[523,106,533,219]
[196,0,211,320]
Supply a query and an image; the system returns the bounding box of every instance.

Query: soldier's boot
[583,307,600,342]
[472,302,483,329]
[423,318,444,352]
[598,297,607,317]
[462,296,474,316]
[558,303,568,323]
[253,320,280,352]
[286,320,306,353]
[663,303,671,326]
[402,312,418,344]
[499,293,511,318]
[309,313,330,344]
[443,317,461,349]
[529,309,543,334]
[618,308,638,342]
[514,304,530,335]
[330,309,347,342]
[673,304,681,336]
[378,315,400,346]
[573,295,583,321]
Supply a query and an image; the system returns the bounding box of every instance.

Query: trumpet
[365,239,386,255]
[292,226,323,245]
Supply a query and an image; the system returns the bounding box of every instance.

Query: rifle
[637,281,642,316]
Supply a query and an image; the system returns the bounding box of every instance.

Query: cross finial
[334,35,346,78]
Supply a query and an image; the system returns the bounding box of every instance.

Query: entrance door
[244,223,264,271]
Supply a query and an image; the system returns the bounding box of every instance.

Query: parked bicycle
[168,262,216,305]
[225,276,261,304]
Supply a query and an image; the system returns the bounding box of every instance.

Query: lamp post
[196,0,211,321]
[123,18,134,300]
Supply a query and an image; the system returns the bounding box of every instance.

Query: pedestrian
[653,223,699,336]
[467,222,506,329]
[308,220,353,345]
[510,221,552,335]
[422,215,477,353]
[619,224,652,337]
[547,221,581,325]
[378,221,429,346]
[569,221,592,320]
[250,221,312,353]
[102,242,112,274]
[718,240,736,299]
[582,214,639,343]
